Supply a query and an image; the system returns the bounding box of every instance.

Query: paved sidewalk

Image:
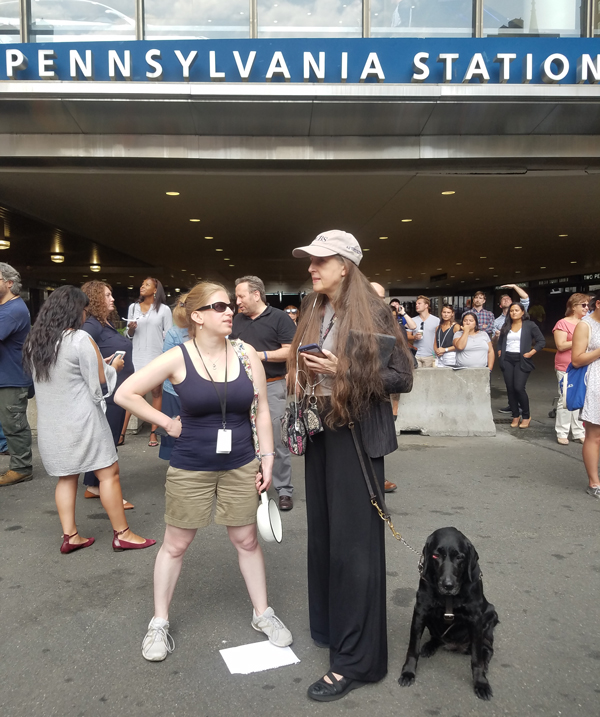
[1,356,598,717]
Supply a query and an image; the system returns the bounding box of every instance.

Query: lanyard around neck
[319,311,336,347]
[194,338,228,429]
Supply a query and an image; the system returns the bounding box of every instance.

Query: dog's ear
[466,540,480,582]
[421,535,434,577]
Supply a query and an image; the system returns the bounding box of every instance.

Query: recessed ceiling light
[421,272,426,275]
[385,268,391,271]
[175,288,180,293]
[401,219,412,223]
[229,264,235,267]
[90,264,101,272]
[540,266,546,269]
[379,236,388,240]
[127,285,133,289]
[216,248,223,252]
[488,267,494,270]
[437,268,443,271]
[441,191,455,195]
[117,281,121,284]
[559,234,568,237]
[493,275,498,277]
[456,262,462,265]
[363,248,370,252]
[205,236,213,240]
[61,278,66,281]
[82,274,88,277]
[0,239,10,249]
[514,246,522,249]
[571,261,577,263]
[166,191,180,196]
[50,253,64,263]
[515,271,521,274]
[181,269,186,272]
[461,280,465,283]
[189,219,201,222]
[375,273,380,276]
[407,276,412,278]
[450,275,455,278]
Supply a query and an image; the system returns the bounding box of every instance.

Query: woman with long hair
[126,277,173,447]
[157,296,189,463]
[553,293,589,445]
[81,280,134,507]
[288,230,413,701]
[453,311,495,369]
[572,291,600,498]
[434,304,460,366]
[497,302,545,429]
[22,286,155,554]
[115,281,292,662]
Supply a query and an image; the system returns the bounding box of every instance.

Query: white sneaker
[586,486,600,499]
[142,617,174,661]
[251,607,293,647]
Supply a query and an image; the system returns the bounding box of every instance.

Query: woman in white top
[452,312,495,369]
[434,304,461,366]
[497,303,545,429]
[572,291,600,498]
[126,277,173,446]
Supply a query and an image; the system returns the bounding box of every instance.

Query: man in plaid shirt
[462,291,495,338]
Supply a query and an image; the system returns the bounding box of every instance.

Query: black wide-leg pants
[305,422,387,683]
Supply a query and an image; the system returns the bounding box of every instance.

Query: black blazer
[497,320,546,373]
[358,340,414,458]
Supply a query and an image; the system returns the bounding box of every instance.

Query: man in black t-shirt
[231,276,296,511]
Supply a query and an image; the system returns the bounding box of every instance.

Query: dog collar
[444,597,455,623]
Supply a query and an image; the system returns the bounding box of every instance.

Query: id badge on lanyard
[194,338,232,454]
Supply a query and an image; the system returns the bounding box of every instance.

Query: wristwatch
[445,347,448,353]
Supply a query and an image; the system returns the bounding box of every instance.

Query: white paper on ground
[220,641,300,675]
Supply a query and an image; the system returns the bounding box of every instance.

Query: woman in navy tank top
[116,282,292,662]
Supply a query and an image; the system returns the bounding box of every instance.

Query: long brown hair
[288,258,412,427]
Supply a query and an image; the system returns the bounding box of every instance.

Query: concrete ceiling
[0,165,597,295]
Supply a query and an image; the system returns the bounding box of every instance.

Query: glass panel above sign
[258,0,362,38]
[30,0,136,42]
[483,0,582,37]
[0,0,20,43]
[371,0,475,37]
[145,0,250,40]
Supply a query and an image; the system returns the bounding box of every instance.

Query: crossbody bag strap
[348,420,390,517]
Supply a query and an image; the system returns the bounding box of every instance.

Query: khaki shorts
[164,459,260,529]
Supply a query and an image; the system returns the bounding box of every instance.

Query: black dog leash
[348,421,420,557]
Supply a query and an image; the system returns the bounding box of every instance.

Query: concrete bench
[396,367,496,437]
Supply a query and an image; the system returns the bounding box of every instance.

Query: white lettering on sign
[174,50,197,79]
[437,53,459,83]
[108,50,131,80]
[577,54,600,84]
[38,50,57,79]
[412,52,430,82]
[233,51,256,80]
[463,53,490,83]
[341,52,348,82]
[266,52,291,81]
[493,53,516,83]
[69,50,93,79]
[542,53,569,83]
[304,52,325,82]
[523,53,533,83]
[6,49,27,77]
[146,49,163,79]
[360,53,385,82]
[209,51,225,80]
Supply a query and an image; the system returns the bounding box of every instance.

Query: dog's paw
[398,671,415,687]
[474,680,493,701]
[420,640,438,658]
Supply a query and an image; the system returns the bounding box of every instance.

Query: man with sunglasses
[231,276,296,511]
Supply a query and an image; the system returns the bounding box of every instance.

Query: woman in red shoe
[23,286,155,554]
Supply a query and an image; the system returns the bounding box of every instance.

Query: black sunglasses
[285,309,298,314]
[197,301,235,313]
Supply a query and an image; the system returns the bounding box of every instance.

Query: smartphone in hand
[299,343,327,359]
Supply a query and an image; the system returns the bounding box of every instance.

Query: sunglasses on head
[285,309,298,314]
[197,301,235,313]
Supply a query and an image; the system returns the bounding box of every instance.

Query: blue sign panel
[1,38,600,85]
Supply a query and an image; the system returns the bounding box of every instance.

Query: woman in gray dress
[23,286,156,554]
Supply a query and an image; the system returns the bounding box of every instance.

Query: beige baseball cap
[292,230,363,266]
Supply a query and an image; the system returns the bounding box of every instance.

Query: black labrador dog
[399,527,499,700]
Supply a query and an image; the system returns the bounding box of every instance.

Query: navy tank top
[169,343,256,472]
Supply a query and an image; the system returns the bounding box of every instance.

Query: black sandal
[117,433,126,447]
[307,671,365,702]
